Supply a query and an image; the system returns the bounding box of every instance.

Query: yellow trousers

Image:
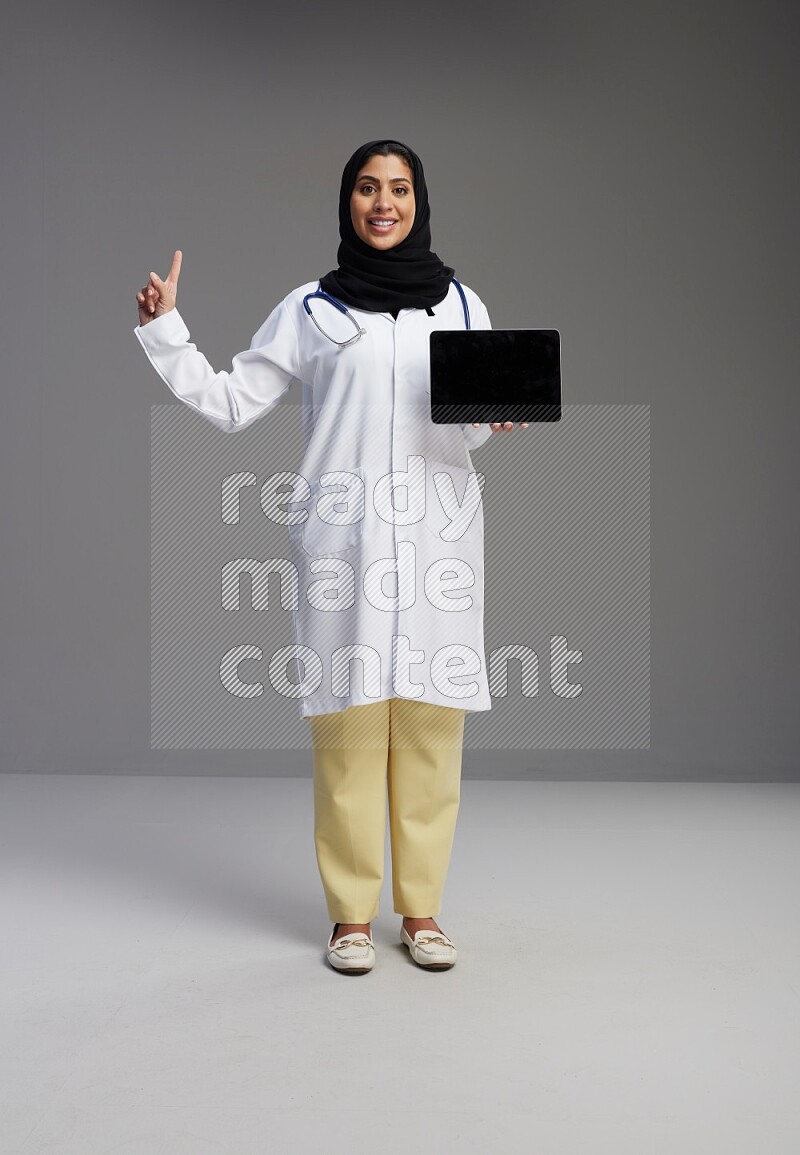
[308,698,466,923]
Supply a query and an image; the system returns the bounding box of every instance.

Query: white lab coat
[135,279,495,718]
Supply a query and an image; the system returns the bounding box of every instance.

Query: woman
[134,139,528,975]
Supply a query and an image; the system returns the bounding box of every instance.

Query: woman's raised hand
[136,250,183,325]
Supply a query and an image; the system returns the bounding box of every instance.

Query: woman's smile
[368,217,399,232]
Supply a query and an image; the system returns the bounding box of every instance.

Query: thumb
[149,271,165,289]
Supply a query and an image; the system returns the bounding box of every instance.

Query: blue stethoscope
[302,278,471,349]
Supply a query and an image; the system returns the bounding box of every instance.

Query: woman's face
[349,153,416,250]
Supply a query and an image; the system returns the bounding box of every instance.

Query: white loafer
[400,926,457,970]
[326,924,375,975]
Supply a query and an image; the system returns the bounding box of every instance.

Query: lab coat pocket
[301,467,366,557]
[423,458,485,547]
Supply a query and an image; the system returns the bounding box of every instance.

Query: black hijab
[319,139,455,314]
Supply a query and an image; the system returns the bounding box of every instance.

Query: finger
[471,423,481,429]
[167,249,182,285]
[520,423,529,429]
[149,270,165,289]
[504,421,513,430]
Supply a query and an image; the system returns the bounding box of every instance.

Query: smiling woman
[349,154,416,248]
[317,138,456,316]
[133,137,529,971]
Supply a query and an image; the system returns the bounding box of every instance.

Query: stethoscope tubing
[302,279,470,348]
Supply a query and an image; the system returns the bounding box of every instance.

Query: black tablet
[429,329,562,424]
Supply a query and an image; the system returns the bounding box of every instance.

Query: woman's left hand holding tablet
[471,422,530,432]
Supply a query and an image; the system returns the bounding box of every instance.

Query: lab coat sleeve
[459,294,495,451]
[134,300,299,433]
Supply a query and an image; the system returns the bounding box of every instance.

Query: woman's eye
[359,184,375,194]
[393,187,408,196]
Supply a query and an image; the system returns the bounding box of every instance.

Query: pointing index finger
[168,249,183,284]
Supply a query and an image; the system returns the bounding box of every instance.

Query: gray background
[2,0,797,779]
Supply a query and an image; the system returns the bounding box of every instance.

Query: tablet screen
[429,329,561,424]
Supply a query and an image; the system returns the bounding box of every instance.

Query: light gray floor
[1,774,798,1154]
